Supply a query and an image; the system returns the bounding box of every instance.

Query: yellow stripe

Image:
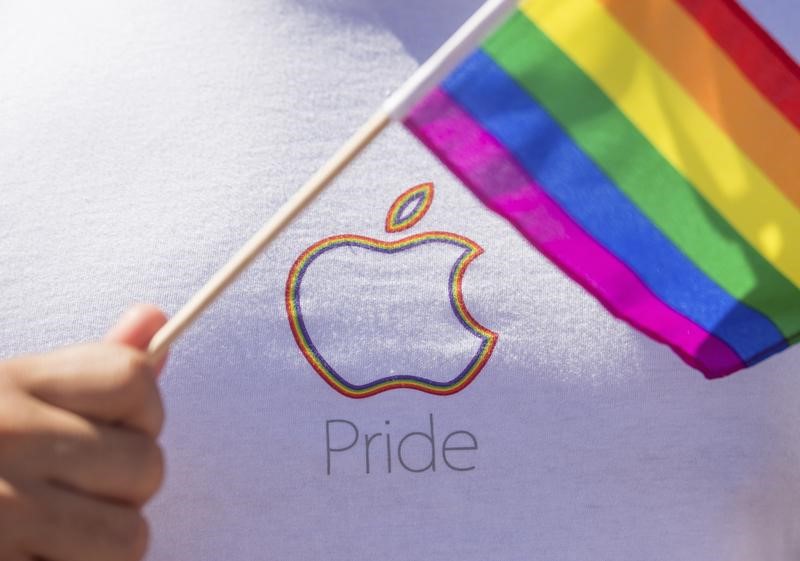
[520,0,800,287]
[597,0,800,211]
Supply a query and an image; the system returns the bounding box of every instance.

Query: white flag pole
[382,0,518,119]
[147,0,518,359]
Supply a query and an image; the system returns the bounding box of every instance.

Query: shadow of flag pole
[146,0,518,360]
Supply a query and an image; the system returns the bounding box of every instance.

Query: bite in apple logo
[285,183,497,398]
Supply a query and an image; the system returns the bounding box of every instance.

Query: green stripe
[482,11,800,340]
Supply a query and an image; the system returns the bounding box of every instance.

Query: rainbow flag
[403,0,800,378]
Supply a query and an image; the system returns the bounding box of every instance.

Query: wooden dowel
[146,0,515,359]
[147,109,391,358]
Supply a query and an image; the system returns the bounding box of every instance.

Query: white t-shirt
[1,1,799,559]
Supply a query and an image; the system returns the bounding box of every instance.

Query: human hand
[0,305,168,561]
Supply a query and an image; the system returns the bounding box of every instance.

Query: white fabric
[1,1,799,559]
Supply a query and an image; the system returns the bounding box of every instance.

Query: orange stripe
[598,0,800,210]
[676,0,800,130]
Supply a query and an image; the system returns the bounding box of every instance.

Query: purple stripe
[404,88,744,378]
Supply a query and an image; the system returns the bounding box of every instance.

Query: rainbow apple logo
[285,183,497,399]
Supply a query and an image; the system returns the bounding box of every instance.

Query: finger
[38,408,163,506]
[104,305,169,375]
[0,399,163,506]
[103,305,167,350]
[22,482,149,561]
[6,345,164,437]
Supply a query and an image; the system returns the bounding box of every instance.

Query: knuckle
[0,355,31,387]
[108,349,154,401]
[148,390,165,436]
[111,510,149,561]
[126,351,154,380]
[0,379,26,421]
[117,434,164,504]
[146,442,165,491]
[0,397,22,437]
[135,441,165,502]
[0,397,39,460]
[119,352,153,388]
[0,360,14,386]
[0,478,32,529]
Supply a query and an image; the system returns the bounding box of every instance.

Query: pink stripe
[404,88,745,378]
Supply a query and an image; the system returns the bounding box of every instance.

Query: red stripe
[675,0,800,130]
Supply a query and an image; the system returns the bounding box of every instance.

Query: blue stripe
[442,49,787,364]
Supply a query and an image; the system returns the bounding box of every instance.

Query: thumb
[104,304,169,372]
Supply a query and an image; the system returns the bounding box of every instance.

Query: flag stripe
[441,49,788,364]
[676,0,800,130]
[520,0,800,289]
[599,0,800,211]
[483,9,800,341]
[405,87,746,377]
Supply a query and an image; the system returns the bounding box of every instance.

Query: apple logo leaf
[385,182,434,233]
